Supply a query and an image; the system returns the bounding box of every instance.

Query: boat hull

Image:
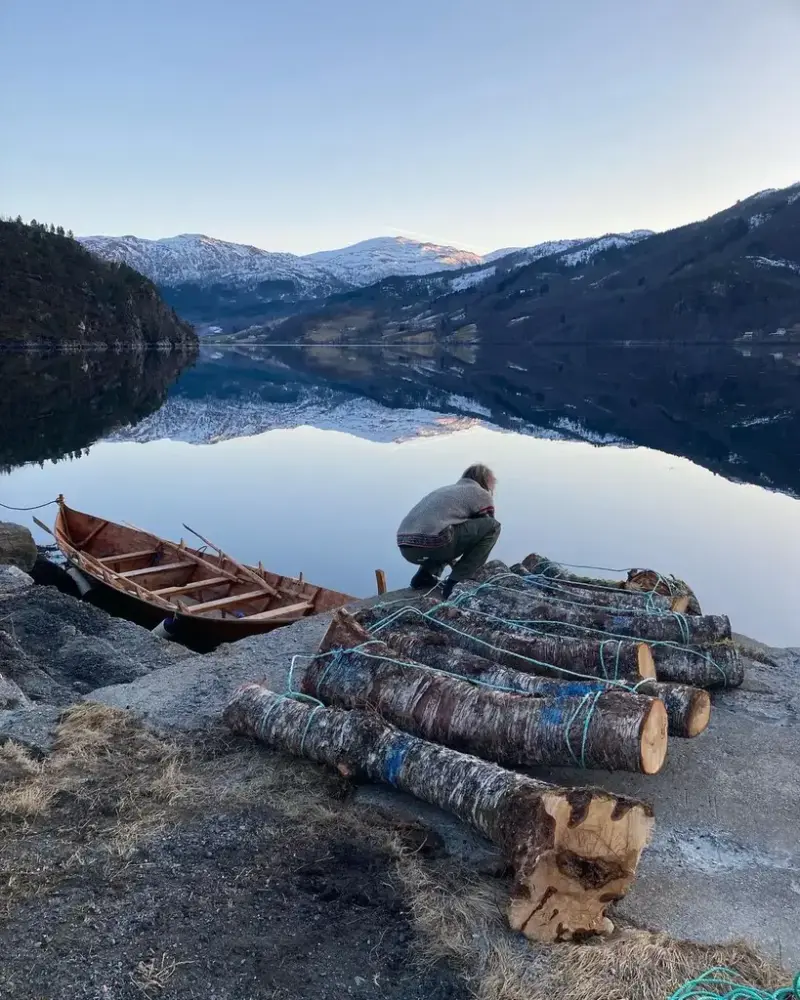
[53,503,356,650]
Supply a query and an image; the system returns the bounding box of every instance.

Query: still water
[1,345,799,646]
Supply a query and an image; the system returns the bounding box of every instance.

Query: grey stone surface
[84,594,800,967]
[526,637,800,968]
[0,672,30,710]
[0,565,34,596]
[0,704,61,756]
[88,612,335,730]
[0,522,38,572]
[0,585,192,704]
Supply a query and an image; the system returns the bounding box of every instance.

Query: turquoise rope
[520,567,675,614]
[667,967,799,1000]
[320,642,605,767]
[443,594,730,687]
[563,690,604,768]
[368,602,635,688]
[471,573,679,619]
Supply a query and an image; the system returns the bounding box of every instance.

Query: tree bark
[224,681,655,943]
[453,583,731,645]
[519,553,702,615]
[354,609,709,738]
[311,612,668,773]
[358,600,655,682]
[652,641,744,689]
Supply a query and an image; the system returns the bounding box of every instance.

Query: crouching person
[396,464,500,600]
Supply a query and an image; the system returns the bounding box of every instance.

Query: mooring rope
[0,497,60,512]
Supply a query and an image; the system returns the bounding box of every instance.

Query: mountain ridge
[264,183,800,348]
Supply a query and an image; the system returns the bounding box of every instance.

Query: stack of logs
[225,552,743,945]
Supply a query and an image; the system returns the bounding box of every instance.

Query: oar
[181,523,280,598]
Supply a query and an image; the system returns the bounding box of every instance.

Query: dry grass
[131,952,195,996]
[0,703,790,1000]
[396,853,789,1000]
[0,703,344,852]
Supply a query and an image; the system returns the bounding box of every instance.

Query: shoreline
[1,543,798,995]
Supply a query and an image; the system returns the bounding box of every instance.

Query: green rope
[321,642,604,767]
[563,690,604,768]
[472,573,678,619]
[667,967,799,1000]
[521,566,675,613]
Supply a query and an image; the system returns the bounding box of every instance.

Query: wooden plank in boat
[153,576,230,597]
[99,549,159,564]
[244,601,312,622]
[119,560,196,579]
[183,589,269,614]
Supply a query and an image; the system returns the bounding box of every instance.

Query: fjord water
[1,345,798,646]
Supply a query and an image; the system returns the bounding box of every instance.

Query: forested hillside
[0,219,197,348]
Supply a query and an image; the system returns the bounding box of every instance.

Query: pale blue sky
[2,0,798,254]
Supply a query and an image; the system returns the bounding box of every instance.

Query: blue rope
[667,967,799,1000]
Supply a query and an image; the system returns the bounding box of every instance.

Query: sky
[1,0,799,255]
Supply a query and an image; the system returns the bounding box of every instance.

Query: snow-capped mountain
[78,234,342,296]
[304,236,481,285]
[79,233,482,294]
[78,228,656,329]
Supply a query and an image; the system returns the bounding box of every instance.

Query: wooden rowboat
[49,501,356,647]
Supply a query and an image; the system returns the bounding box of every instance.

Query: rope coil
[667,967,799,1000]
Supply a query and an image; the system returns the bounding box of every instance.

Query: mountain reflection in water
[163,342,800,498]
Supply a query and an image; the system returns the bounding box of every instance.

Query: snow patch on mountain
[747,256,800,274]
[560,231,654,267]
[748,213,770,230]
[450,265,496,291]
[483,238,587,265]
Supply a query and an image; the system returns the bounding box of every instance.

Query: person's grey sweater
[397,478,495,548]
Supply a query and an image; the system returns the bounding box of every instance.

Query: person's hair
[461,463,496,492]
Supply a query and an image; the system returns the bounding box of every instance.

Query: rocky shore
[1,520,797,999]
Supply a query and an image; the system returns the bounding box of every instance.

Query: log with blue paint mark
[307,612,669,774]
[223,679,655,944]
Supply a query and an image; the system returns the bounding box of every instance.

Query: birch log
[354,610,709,738]
[453,585,731,645]
[473,561,679,614]
[652,641,744,689]
[519,553,702,615]
[224,681,655,942]
[311,613,668,773]
[357,601,655,682]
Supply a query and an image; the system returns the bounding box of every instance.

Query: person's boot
[410,567,439,590]
[440,576,458,601]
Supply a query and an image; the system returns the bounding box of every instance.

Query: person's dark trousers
[399,517,501,583]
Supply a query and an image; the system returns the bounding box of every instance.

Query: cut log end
[637,643,656,679]
[640,698,668,774]
[670,595,691,613]
[507,792,654,942]
[686,689,712,738]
